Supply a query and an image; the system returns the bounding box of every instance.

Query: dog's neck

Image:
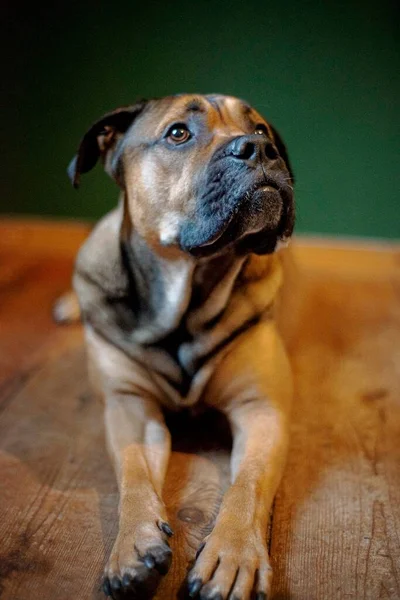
[122,218,242,346]
[122,225,193,344]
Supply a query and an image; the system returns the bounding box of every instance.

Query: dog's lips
[195,211,237,248]
[196,185,282,249]
[247,185,283,229]
[179,174,291,258]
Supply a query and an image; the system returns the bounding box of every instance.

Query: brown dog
[64,94,295,600]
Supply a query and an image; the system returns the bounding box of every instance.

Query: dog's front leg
[188,321,292,600]
[87,334,173,599]
[102,392,173,599]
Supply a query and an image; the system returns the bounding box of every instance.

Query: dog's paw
[102,520,173,599]
[187,526,272,600]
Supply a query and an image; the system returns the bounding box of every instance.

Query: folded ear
[67,100,148,188]
[268,123,295,185]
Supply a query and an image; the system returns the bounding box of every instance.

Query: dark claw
[188,577,203,597]
[122,573,133,587]
[195,541,206,559]
[144,555,156,569]
[102,578,112,597]
[110,576,121,590]
[160,521,174,537]
[149,544,173,575]
[256,593,267,600]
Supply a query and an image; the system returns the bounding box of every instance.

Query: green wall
[2,0,399,238]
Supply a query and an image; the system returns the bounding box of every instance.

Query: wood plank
[0,219,399,599]
[271,258,400,599]
[0,218,90,258]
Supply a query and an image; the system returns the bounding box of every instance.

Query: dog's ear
[68,101,147,188]
[269,124,295,185]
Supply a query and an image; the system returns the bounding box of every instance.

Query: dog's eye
[254,124,268,136]
[166,124,191,144]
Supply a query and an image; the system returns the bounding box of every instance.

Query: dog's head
[69,94,295,256]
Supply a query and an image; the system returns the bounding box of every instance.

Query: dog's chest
[144,254,247,404]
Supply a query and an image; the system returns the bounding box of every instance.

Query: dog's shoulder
[74,204,129,298]
[237,253,284,311]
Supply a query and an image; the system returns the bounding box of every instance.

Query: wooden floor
[0,219,399,600]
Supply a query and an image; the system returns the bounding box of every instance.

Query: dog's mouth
[197,185,282,246]
[180,182,291,257]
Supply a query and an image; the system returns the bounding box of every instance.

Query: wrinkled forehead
[134,94,268,137]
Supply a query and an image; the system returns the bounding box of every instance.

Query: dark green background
[2,0,399,238]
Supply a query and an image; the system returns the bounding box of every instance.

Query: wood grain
[0,219,399,600]
[271,246,400,600]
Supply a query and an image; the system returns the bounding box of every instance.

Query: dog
[62,94,295,600]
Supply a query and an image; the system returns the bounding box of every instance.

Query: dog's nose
[228,134,277,167]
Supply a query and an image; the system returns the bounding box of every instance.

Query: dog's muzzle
[179,134,294,256]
